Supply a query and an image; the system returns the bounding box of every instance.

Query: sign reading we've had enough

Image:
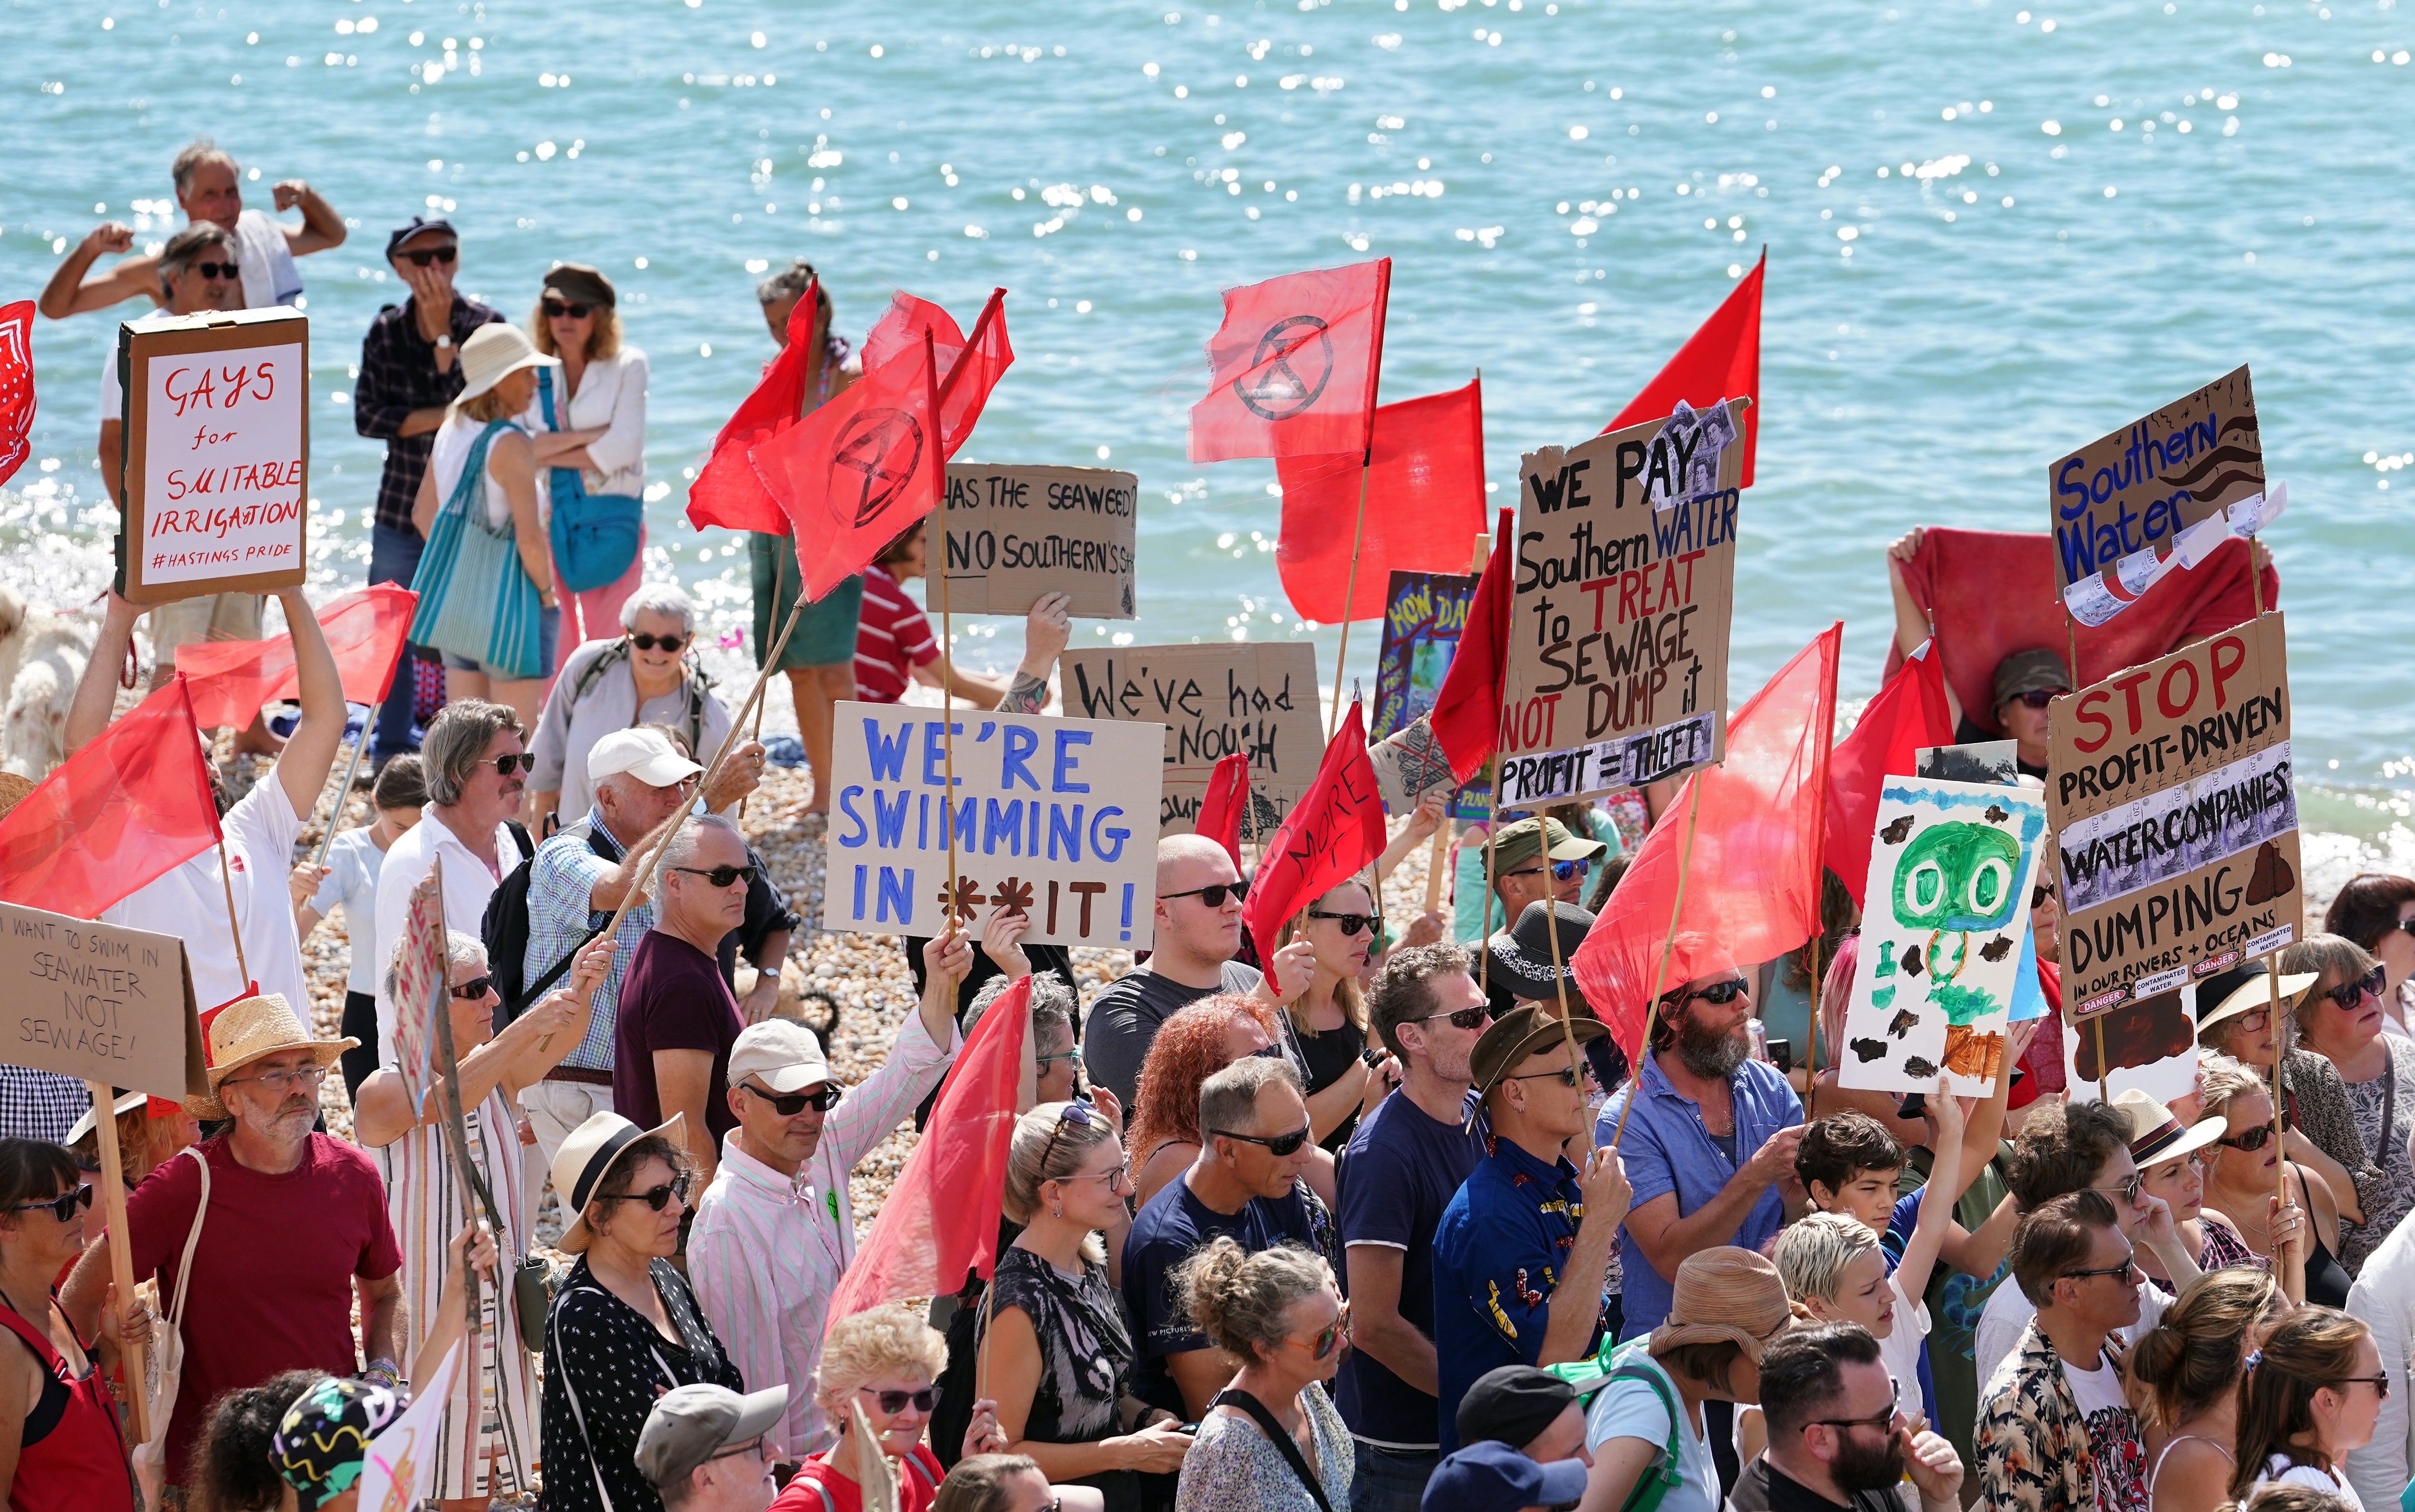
[939,463,1139,619]
[118,307,309,604]
[825,702,1164,949]
[1061,643,1321,837]
[0,902,206,1097]
[1497,400,1745,804]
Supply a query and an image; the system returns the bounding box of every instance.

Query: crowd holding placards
[4,136,2415,1512]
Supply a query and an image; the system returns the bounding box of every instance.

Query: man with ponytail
[2230,1305,2385,1508]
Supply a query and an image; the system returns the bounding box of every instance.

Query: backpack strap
[505,820,534,864]
[1209,1388,1334,1512]
[1603,1345,1688,1512]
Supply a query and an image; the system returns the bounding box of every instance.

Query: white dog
[0,587,97,779]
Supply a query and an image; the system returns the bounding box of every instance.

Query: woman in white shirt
[2231,1304,2386,1511]
[525,263,649,678]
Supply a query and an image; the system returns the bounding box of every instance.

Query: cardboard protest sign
[2049,367,2265,626]
[1372,569,1474,740]
[115,307,309,604]
[2047,610,2299,1021]
[1366,715,1458,814]
[937,463,1138,619]
[0,901,206,1097]
[1498,399,1745,806]
[1838,778,2048,1098]
[825,701,1162,948]
[1062,643,1320,838]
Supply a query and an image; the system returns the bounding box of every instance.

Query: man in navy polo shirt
[1430,1004,1632,1455]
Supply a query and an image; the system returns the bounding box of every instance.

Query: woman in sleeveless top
[2230,1304,2384,1509]
[0,1137,142,1511]
[1127,997,1290,1209]
[2131,1268,2290,1512]
[1280,881,1382,1156]
[774,1304,1007,1512]
[2199,1059,2350,1306]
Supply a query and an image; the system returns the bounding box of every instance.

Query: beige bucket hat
[451,322,559,409]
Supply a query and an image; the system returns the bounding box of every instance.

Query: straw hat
[550,1109,686,1253]
[0,772,35,819]
[66,1089,150,1148]
[1649,1248,1797,1365]
[188,994,356,1120]
[2196,958,2319,1036]
[2115,1088,2228,1170]
[450,323,559,409]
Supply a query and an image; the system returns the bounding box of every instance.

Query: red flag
[1823,639,1954,908]
[0,675,222,918]
[865,289,1015,457]
[1603,252,1764,488]
[176,584,417,729]
[1571,623,1840,1063]
[1189,259,1390,464]
[0,299,32,490]
[687,287,821,534]
[1243,702,1388,962]
[1274,377,1486,625]
[825,975,1031,1331]
[1195,753,1249,871]
[752,339,944,602]
[1428,508,1514,785]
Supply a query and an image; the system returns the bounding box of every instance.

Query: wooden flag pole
[925,329,964,946]
[1805,933,1823,1122]
[2270,970,2289,1213]
[313,724,369,868]
[213,833,251,989]
[1610,779,1705,1152]
[1544,893,1595,1151]
[423,857,485,1357]
[1326,454,1376,741]
[1422,531,1491,917]
[84,1083,148,1442]
[2060,611,2110,1104]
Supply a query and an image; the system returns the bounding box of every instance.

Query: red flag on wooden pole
[1242,701,1388,963]
[1602,252,1765,487]
[176,585,417,729]
[1427,508,1515,786]
[1188,259,1390,464]
[1274,377,1485,625]
[864,289,1015,457]
[0,299,34,490]
[1823,639,1954,908]
[1195,753,1250,872]
[687,286,824,534]
[751,340,945,602]
[0,675,222,918]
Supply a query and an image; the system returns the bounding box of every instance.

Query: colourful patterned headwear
[271,1376,405,1510]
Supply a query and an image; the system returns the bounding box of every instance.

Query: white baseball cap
[587,727,703,789]
[727,1018,831,1095]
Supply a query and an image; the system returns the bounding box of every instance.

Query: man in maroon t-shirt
[64,993,404,1492]
[616,814,756,1193]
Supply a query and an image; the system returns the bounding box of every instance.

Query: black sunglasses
[449,975,496,1001]
[487,752,536,776]
[2218,1125,2276,1153]
[543,298,595,319]
[1163,879,1247,908]
[190,260,241,281]
[8,1185,95,1223]
[1506,1065,1590,1090]
[859,1384,938,1416]
[398,244,459,267]
[2320,965,2388,1011]
[1417,1004,1491,1031]
[1211,1125,1312,1158]
[2009,689,2065,709]
[1308,908,1378,937]
[2336,1374,2394,1401]
[1682,978,1750,1007]
[742,1081,842,1116]
[2032,881,2057,909]
[671,864,760,888]
[2063,1254,2139,1286]
[626,631,689,652]
[1036,1102,1102,1184]
[1807,1375,1902,1433]
[599,1174,692,1212]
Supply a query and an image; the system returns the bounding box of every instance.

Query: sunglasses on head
[8,1185,95,1223]
[626,630,689,652]
[1163,879,1247,908]
[2320,965,2388,1011]
[742,1080,842,1116]
[1308,908,1378,937]
[2010,689,2065,709]
[189,260,241,281]
[671,864,760,888]
[2219,1125,2277,1153]
[542,298,595,319]
[1036,1102,1103,1184]
[600,1173,692,1212]
[1417,1004,1491,1031]
[1212,1125,1312,1158]
[487,752,536,777]
[398,243,459,267]
[859,1384,938,1416]
[449,975,495,1001]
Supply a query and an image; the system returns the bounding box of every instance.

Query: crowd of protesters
[0,137,2410,1512]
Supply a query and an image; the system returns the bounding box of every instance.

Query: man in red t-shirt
[64,993,404,1492]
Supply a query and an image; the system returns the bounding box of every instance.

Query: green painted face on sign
[1891,821,2022,933]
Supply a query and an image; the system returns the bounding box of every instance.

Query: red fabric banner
[1602,252,1764,488]
[1428,508,1515,785]
[1274,377,1486,625]
[0,299,33,490]
[865,289,1014,457]
[824,975,1031,1332]
[752,339,944,603]
[687,287,822,534]
[1243,702,1389,963]
[0,675,223,919]
[1189,259,1390,464]
[1194,754,1250,872]
[1571,623,1841,1064]
[1824,639,1954,909]
[176,584,417,729]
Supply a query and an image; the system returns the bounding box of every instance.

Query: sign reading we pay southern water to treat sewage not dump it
[1497,399,1744,806]
[2047,612,2300,1017]
[825,703,1164,949]
[116,307,309,603]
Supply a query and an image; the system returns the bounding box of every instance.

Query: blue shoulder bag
[538,367,644,592]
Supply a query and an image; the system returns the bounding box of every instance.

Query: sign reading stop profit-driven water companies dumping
[824,702,1165,949]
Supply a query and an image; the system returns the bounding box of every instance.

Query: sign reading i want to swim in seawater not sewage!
[824,702,1165,949]
[0,900,208,1098]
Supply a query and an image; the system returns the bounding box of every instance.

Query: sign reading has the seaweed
[1838,779,2049,1098]
[938,463,1138,619]
[0,901,207,1097]
[825,703,1164,949]
[1061,642,1320,838]
[2047,611,2299,1018]
[1497,399,1744,806]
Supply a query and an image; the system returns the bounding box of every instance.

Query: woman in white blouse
[525,263,650,678]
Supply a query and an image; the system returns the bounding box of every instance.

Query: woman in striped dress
[356,920,616,1510]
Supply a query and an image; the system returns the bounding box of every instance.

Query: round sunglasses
[1280,1302,1351,1361]
[2319,965,2388,1011]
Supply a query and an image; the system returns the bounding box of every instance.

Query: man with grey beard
[1594,933,1807,1342]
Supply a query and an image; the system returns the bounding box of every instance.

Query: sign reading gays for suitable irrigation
[824,702,1164,949]
[1496,399,1745,805]
[938,463,1139,619]
[2046,612,2300,1019]
[1061,643,1321,838]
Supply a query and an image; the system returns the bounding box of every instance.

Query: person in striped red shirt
[854,519,1072,714]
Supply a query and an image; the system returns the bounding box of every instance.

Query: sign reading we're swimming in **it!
[824,702,1164,949]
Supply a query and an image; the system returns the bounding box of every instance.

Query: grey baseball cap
[634,1383,787,1492]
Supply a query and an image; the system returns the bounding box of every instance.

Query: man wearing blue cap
[1421,1440,1590,1512]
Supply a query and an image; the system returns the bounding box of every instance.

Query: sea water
[4,0,2410,869]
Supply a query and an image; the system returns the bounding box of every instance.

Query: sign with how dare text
[825,702,1164,949]
[0,901,207,1098]
[1499,399,1744,806]
[1061,642,1321,839]
[1840,779,2048,1098]
[2048,611,2299,1018]
[939,463,1139,619]
[118,307,309,603]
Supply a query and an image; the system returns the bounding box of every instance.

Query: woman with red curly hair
[1128,996,1287,1209]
